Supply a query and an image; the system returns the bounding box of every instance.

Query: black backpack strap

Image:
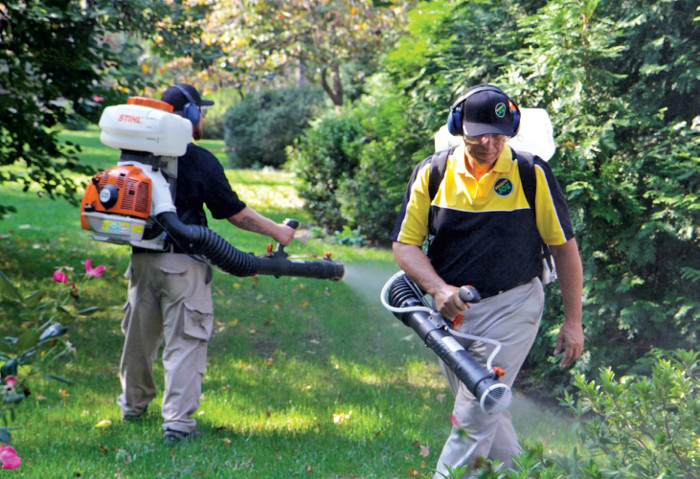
[428,146,456,201]
[513,148,554,272]
[426,146,456,237]
[515,149,536,210]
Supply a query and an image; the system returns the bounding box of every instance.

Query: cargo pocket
[121,302,132,335]
[124,262,133,280]
[183,302,213,342]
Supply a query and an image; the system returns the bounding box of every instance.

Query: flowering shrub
[0,259,105,462]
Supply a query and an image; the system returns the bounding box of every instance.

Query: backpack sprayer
[380,271,512,415]
[80,97,344,281]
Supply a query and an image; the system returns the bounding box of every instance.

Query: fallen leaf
[419,444,430,457]
[94,419,112,428]
[332,410,353,424]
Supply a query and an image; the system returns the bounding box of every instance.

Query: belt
[132,243,180,254]
[479,279,534,299]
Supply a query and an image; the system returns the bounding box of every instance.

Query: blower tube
[157,212,344,281]
[382,272,511,415]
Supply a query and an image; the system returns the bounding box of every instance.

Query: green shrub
[560,349,699,478]
[288,74,431,244]
[286,109,363,232]
[336,138,410,245]
[334,78,431,244]
[224,87,326,168]
[443,349,699,479]
[202,88,241,140]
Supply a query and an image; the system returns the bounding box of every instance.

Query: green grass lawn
[0,129,576,478]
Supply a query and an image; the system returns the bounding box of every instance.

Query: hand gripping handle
[458,285,481,303]
[275,218,300,256]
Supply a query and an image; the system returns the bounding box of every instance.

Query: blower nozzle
[381,272,511,415]
[158,212,344,281]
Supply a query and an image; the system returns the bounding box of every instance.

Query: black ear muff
[173,84,201,125]
[446,85,496,136]
[508,99,521,135]
[446,85,520,137]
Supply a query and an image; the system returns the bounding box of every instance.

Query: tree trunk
[296,56,308,87]
[320,63,343,106]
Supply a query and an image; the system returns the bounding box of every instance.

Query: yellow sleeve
[395,162,433,246]
[534,164,573,246]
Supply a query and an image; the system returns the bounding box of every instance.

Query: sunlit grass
[0,128,578,478]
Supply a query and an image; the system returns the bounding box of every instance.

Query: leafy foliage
[224,87,326,168]
[287,109,363,232]
[561,349,699,478]
[193,0,410,105]
[287,73,429,243]
[0,0,170,215]
[507,0,699,387]
[0,261,104,445]
[291,0,699,395]
[438,349,698,478]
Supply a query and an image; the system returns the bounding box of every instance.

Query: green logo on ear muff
[495,102,506,118]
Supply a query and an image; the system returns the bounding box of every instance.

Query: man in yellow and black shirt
[391,85,583,476]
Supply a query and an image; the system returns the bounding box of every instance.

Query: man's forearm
[227,206,292,245]
[550,238,583,324]
[392,242,446,296]
[392,241,466,319]
[550,238,584,365]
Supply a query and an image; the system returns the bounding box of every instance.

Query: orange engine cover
[80,165,153,230]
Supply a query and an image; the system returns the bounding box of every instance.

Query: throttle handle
[458,285,481,303]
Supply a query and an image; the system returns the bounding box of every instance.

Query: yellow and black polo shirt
[391,145,574,296]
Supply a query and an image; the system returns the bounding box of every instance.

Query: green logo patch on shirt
[494,177,513,196]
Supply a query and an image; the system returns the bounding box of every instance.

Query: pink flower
[450,414,460,428]
[85,259,106,278]
[0,443,22,469]
[3,376,17,388]
[53,269,69,283]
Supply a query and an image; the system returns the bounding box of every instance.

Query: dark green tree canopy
[0,0,193,214]
[291,0,698,391]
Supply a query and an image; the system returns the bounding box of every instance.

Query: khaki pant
[434,278,544,478]
[118,253,213,433]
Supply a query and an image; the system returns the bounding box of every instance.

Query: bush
[202,88,242,140]
[559,349,699,478]
[288,74,431,244]
[286,110,363,232]
[445,349,699,479]
[224,87,326,168]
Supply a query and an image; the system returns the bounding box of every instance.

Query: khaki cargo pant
[117,253,213,433]
[434,278,544,478]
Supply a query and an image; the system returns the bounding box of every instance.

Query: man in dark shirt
[117,83,295,444]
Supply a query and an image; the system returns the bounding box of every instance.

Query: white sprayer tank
[98,99,192,157]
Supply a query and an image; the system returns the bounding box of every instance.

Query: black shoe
[122,407,147,422]
[163,428,201,444]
